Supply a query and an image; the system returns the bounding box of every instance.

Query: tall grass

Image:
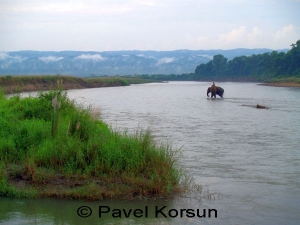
[0,75,141,94]
[0,89,184,199]
[267,76,300,83]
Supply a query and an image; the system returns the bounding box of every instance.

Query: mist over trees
[194,40,300,81]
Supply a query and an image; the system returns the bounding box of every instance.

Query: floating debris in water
[241,104,270,109]
[256,104,269,109]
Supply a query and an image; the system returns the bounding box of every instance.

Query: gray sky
[0,0,299,51]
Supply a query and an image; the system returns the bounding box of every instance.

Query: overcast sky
[0,0,299,51]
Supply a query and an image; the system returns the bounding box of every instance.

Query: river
[1,82,300,225]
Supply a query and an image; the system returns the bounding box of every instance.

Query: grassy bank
[0,89,185,200]
[261,76,300,87]
[0,75,158,94]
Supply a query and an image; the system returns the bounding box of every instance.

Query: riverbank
[260,77,300,87]
[260,82,300,87]
[0,89,185,200]
[0,75,159,94]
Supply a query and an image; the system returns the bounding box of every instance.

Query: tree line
[194,40,300,81]
[131,40,299,82]
[128,73,193,81]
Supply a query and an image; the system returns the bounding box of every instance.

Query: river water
[1,82,300,225]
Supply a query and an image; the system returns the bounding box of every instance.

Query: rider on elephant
[210,82,217,98]
[207,82,224,98]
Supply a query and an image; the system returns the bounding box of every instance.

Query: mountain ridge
[0,49,288,76]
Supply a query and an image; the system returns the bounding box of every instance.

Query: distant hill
[0,49,288,76]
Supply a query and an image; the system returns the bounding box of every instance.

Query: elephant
[207,86,224,98]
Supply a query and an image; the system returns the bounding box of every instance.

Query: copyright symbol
[77,206,92,218]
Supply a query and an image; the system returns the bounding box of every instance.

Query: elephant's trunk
[207,87,211,97]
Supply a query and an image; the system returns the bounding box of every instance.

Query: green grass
[266,76,300,83]
[0,89,185,200]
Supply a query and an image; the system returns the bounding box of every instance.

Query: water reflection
[0,197,222,225]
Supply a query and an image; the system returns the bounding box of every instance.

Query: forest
[193,40,300,82]
[131,40,299,82]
